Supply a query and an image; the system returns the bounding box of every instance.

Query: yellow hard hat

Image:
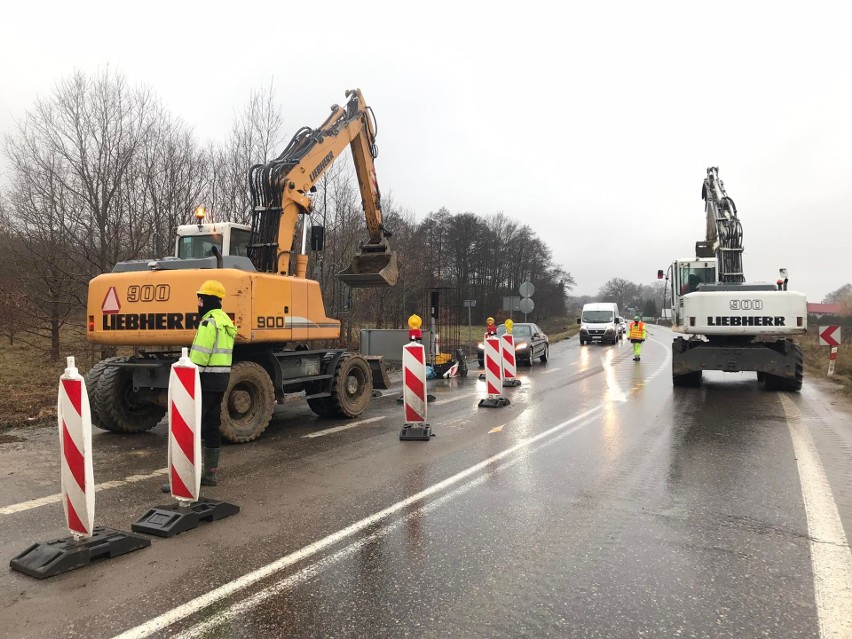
[486,317,494,324]
[408,314,422,329]
[197,280,226,299]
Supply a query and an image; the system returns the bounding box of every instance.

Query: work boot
[201,446,220,487]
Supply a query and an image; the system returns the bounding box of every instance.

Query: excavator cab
[338,239,399,287]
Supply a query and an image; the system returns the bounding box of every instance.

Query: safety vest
[190,309,236,388]
[628,321,646,340]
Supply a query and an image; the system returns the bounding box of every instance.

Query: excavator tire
[307,396,336,417]
[672,370,702,387]
[94,357,166,433]
[763,344,803,392]
[327,353,373,418]
[220,361,275,443]
[84,359,113,427]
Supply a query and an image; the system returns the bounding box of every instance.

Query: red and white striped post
[10,357,151,578]
[132,347,239,537]
[168,348,202,503]
[400,340,432,440]
[479,336,510,407]
[501,333,521,387]
[58,356,95,539]
[828,346,838,377]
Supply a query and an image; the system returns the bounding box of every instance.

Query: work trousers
[631,339,643,358]
[201,390,225,449]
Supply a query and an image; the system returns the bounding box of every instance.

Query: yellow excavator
[85,89,397,442]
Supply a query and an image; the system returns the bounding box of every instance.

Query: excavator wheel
[84,358,113,427]
[672,370,702,387]
[763,344,803,392]
[307,396,337,417]
[220,361,275,443]
[327,353,373,418]
[94,357,166,433]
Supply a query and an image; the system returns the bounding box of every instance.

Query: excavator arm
[248,89,397,287]
[700,166,744,284]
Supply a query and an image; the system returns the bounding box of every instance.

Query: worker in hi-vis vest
[190,280,237,485]
[628,315,647,362]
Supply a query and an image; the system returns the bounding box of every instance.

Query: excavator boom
[248,89,398,287]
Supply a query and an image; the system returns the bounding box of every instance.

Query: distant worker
[628,315,647,362]
[190,280,237,486]
[485,316,497,337]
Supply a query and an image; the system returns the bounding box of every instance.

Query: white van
[578,303,622,345]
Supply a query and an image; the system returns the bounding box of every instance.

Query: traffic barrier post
[479,336,510,408]
[132,348,239,537]
[10,357,150,579]
[828,346,837,377]
[501,333,521,387]
[400,342,432,441]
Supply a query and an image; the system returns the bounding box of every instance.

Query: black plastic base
[478,373,486,380]
[503,379,522,387]
[399,424,433,441]
[131,498,240,538]
[396,394,436,403]
[10,527,150,579]
[478,396,511,408]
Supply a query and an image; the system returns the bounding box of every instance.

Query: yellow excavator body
[87,268,339,347]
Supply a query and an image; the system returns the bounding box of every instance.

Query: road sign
[502,296,521,311]
[819,325,841,347]
[463,299,476,307]
[519,298,534,314]
[519,281,535,298]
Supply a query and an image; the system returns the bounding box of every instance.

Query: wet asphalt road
[1,326,852,638]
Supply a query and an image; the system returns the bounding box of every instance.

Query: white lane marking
[0,468,169,516]
[303,416,385,438]
[488,424,505,433]
[542,367,563,374]
[179,421,584,639]
[110,404,606,639]
[780,394,852,639]
[433,391,478,406]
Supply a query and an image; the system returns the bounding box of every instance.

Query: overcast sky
[2,1,850,301]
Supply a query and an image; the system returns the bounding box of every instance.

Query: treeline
[0,70,572,360]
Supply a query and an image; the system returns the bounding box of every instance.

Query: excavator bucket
[338,242,399,288]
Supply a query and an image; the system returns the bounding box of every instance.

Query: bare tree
[2,139,82,360]
[598,277,638,310]
[21,69,157,279]
[210,82,285,223]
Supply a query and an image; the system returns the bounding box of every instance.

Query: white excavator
[661,167,807,390]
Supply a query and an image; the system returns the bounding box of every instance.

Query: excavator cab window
[678,265,715,294]
[178,235,223,259]
[230,229,252,257]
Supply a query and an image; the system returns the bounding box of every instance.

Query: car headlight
[477,342,484,350]
[516,342,528,350]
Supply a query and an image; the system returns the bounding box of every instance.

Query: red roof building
[807,303,846,316]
